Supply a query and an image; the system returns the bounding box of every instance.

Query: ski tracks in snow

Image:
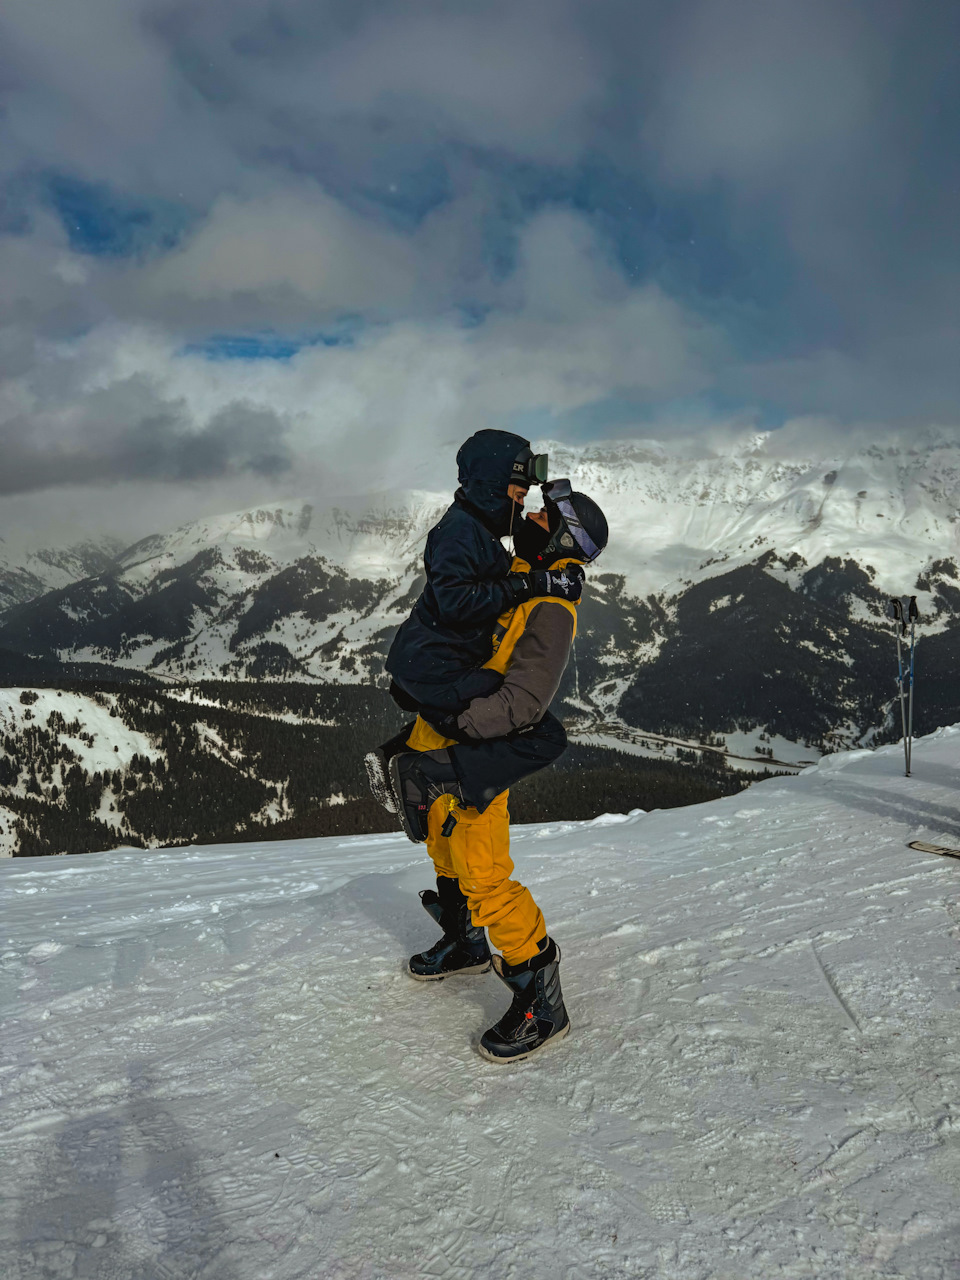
[1,731,959,1278]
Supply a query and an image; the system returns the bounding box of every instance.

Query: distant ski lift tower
[887,596,919,776]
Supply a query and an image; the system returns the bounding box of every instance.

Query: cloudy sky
[1,0,958,546]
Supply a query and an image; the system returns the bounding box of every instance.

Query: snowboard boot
[478,938,570,1063]
[408,876,491,981]
[363,723,416,814]
[389,749,466,844]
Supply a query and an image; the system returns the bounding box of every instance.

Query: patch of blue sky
[44,173,193,258]
[180,328,357,362]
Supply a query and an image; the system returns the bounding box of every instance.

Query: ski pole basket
[887,596,919,776]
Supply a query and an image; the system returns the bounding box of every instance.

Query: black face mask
[513,511,554,565]
[513,506,582,569]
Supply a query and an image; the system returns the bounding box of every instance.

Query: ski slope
[2,730,958,1279]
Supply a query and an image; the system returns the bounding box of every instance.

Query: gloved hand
[426,712,471,743]
[507,564,585,603]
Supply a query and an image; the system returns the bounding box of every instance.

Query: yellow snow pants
[406,716,547,965]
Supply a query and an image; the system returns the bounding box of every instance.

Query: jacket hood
[456,429,531,531]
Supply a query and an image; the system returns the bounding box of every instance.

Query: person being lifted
[378,428,583,724]
[366,428,582,819]
[366,432,608,1062]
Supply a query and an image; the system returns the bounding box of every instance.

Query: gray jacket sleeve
[456,602,575,740]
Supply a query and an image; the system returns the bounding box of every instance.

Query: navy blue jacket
[385,430,529,711]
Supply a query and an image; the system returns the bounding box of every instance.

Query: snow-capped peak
[117,502,315,571]
[530,430,959,596]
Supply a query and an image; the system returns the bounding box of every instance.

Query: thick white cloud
[0,209,722,507]
[143,189,421,318]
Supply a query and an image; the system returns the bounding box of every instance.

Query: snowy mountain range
[1,431,958,754]
[0,536,123,614]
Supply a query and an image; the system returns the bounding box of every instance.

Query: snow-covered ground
[2,730,958,1279]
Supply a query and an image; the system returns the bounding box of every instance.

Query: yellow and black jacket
[455,556,581,740]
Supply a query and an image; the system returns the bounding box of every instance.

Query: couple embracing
[365,429,608,1063]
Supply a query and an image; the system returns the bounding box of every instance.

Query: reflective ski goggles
[541,478,602,563]
[512,448,549,485]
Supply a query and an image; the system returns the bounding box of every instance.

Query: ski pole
[906,597,918,776]
[888,599,908,772]
[888,596,919,777]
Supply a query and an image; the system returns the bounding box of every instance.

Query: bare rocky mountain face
[1,432,958,759]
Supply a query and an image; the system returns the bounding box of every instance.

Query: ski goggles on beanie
[511,447,549,485]
[541,478,604,563]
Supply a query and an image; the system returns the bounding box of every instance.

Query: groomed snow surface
[2,730,958,1280]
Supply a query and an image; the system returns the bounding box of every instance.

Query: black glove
[426,712,471,743]
[507,564,585,603]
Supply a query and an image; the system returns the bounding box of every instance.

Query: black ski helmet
[558,490,608,561]
[515,484,609,567]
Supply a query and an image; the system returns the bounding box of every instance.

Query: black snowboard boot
[389,749,466,844]
[364,723,416,814]
[408,876,491,981]
[478,938,570,1062]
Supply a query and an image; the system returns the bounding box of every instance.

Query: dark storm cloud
[0,377,292,496]
[0,0,958,514]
